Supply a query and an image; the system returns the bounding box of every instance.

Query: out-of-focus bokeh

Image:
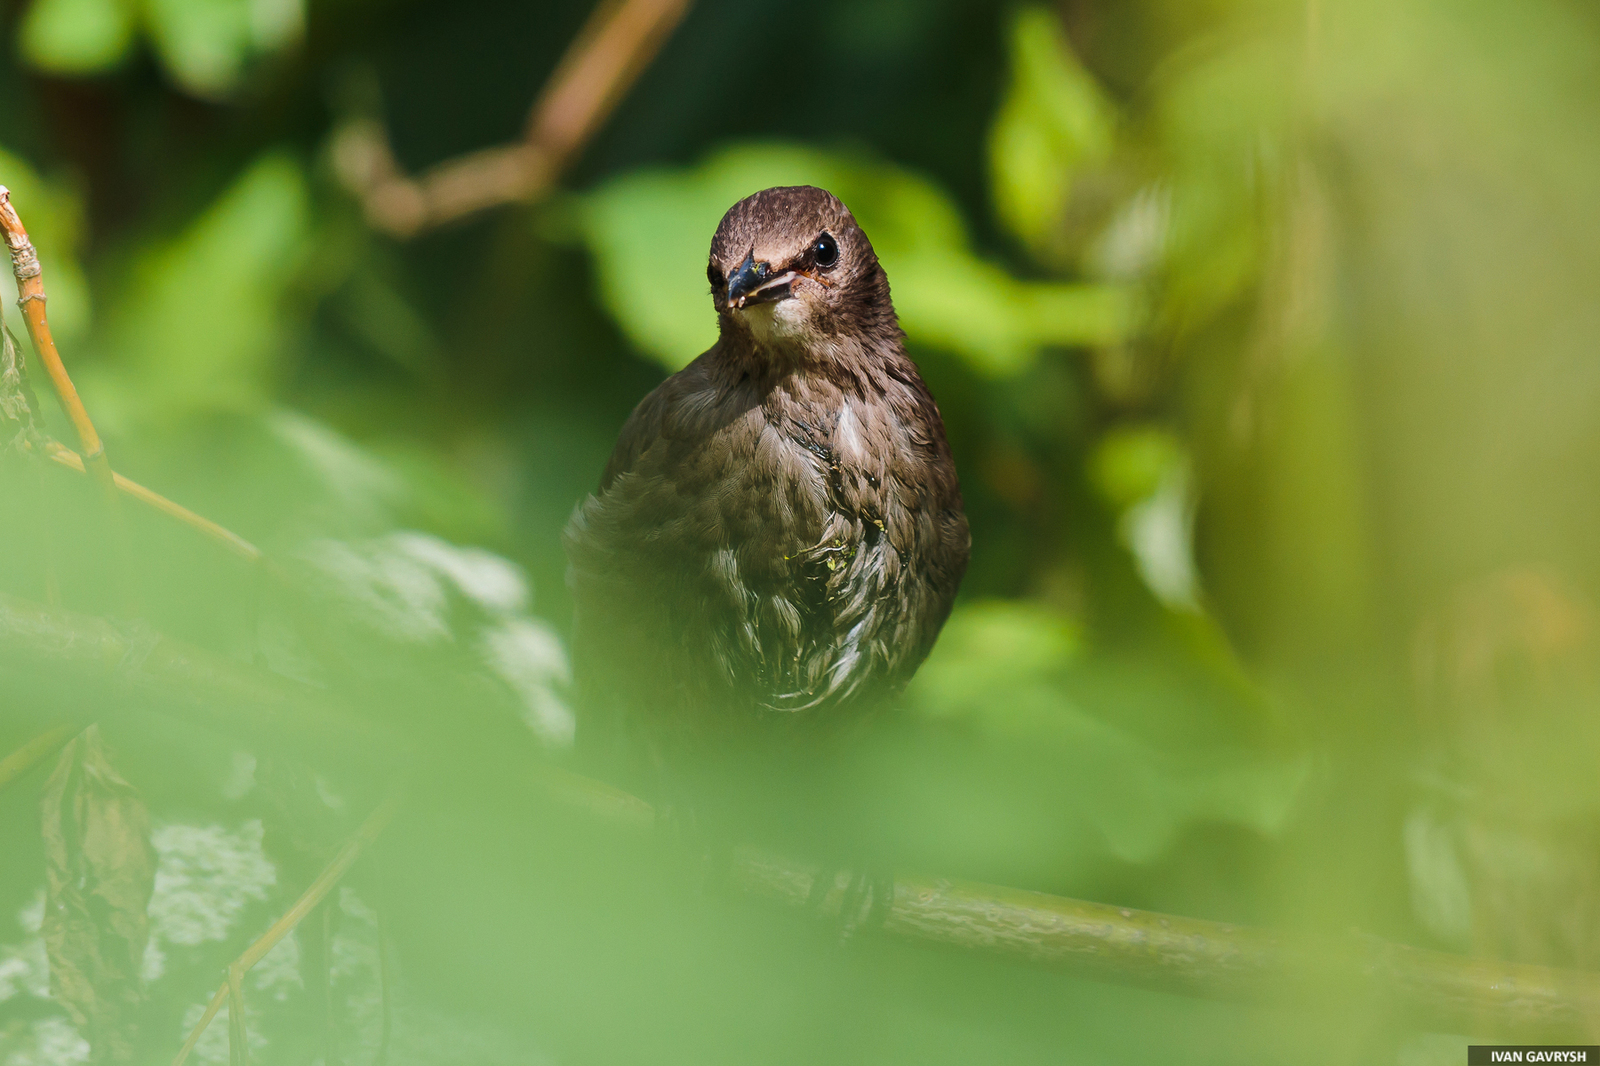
[1,0,1599,1061]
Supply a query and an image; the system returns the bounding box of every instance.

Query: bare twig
[173,787,405,1066]
[0,723,80,793]
[334,0,692,236]
[735,855,1600,1041]
[35,439,262,562]
[523,0,692,172]
[0,189,110,479]
[0,185,140,609]
[1,187,260,580]
[3,591,1598,1042]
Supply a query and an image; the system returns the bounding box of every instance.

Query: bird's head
[707,186,895,356]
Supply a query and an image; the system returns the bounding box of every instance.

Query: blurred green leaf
[987,5,1115,256]
[84,153,308,427]
[1155,40,1291,332]
[912,599,1082,718]
[1088,424,1184,511]
[578,142,1134,376]
[1404,805,1473,949]
[0,149,92,346]
[143,0,255,97]
[22,0,300,96]
[247,0,302,51]
[1090,426,1201,610]
[262,407,409,532]
[908,599,1304,864]
[1085,185,1169,281]
[369,439,508,546]
[17,0,134,74]
[10,0,1600,1051]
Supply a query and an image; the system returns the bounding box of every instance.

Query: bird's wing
[597,378,676,493]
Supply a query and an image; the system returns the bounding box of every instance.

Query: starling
[564,186,969,823]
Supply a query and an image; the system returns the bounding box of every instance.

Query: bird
[563,186,969,864]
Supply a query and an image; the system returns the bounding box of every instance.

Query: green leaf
[578,142,1134,376]
[0,149,92,346]
[1154,40,1293,331]
[987,5,1115,254]
[24,0,302,97]
[911,599,1082,719]
[247,0,303,51]
[83,152,308,426]
[17,0,135,74]
[907,599,1305,865]
[1089,426,1201,610]
[143,0,254,97]
[1088,424,1185,511]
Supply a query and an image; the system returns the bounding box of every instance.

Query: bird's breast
[567,361,965,728]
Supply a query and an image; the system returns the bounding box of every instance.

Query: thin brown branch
[0,185,140,609]
[525,0,692,167]
[735,855,1600,1041]
[0,187,261,568]
[3,591,1598,1041]
[0,723,79,793]
[334,0,692,236]
[0,188,108,474]
[173,786,405,1066]
[35,439,262,562]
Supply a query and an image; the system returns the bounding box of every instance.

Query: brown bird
[564,186,968,832]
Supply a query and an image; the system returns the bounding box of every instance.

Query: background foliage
[2,0,1599,1061]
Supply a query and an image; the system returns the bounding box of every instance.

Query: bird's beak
[726,250,796,309]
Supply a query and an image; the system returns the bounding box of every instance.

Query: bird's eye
[707,261,724,291]
[812,232,839,269]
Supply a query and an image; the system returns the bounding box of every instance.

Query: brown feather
[564,186,969,794]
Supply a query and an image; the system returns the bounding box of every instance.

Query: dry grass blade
[172,786,405,1066]
[0,723,79,793]
[227,968,248,1066]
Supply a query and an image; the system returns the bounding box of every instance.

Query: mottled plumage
[564,186,968,792]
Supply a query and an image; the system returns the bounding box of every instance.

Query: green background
[2,0,1599,1061]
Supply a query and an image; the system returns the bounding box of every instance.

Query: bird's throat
[739,299,810,353]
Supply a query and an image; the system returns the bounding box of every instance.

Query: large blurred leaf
[292,529,573,745]
[16,0,134,74]
[110,407,508,554]
[0,149,92,345]
[987,5,1115,256]
[579,142,1134,376]
[84,153,309,426]
[908,600,1304,864]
